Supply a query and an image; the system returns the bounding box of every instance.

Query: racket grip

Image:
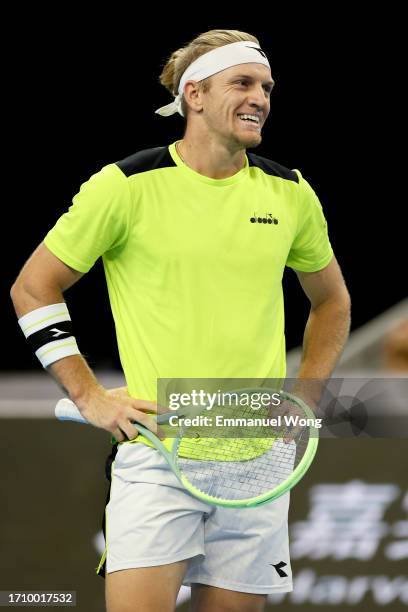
[55,398,88,424]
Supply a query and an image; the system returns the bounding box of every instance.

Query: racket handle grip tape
[54,397,162,432]
[55,398,88,424]
[55,397,162,447]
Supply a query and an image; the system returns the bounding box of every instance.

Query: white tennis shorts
[103,441,293,595]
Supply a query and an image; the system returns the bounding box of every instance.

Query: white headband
[155,40,271,118]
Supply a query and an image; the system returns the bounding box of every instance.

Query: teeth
[238,114,260,124]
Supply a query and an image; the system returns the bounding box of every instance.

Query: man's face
[198,63,274,149]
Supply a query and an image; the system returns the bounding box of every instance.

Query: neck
[176,134,247,180]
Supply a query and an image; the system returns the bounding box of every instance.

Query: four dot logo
[250,212,279,225]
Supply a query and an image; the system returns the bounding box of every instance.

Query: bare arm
[10,243,163,441]
[293,256,351,401]
[10,242,84,316]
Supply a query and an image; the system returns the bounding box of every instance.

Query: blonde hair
[158,29,260,118]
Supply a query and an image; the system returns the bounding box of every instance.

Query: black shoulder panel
[115,146,177,177]
[247,153,299,184]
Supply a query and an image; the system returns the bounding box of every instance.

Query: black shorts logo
[270,561,288,578]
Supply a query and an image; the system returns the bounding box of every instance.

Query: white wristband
[18,303,81,368]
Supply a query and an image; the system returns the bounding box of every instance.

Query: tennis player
[11,29,351,612]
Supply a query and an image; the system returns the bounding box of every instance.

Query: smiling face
[188,63,274,150]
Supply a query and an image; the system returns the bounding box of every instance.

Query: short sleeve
[286,169,334,272]
[43,164,131,273]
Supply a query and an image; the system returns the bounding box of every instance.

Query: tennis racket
[55,388,319,508]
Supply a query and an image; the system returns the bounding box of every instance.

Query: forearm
[49,355,103,404]
[10,245,160,442]
[11,284,101,404]
[297,295,351,382]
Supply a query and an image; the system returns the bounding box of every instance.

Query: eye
[236,80,272,95]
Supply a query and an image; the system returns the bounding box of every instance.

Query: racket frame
[55,389,319,508]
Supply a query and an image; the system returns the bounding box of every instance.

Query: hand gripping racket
[55,388,319,508]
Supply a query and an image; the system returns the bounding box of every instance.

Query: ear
[183,80,204,113]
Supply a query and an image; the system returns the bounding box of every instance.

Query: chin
[225,129,262,150]
[239,132,262,149]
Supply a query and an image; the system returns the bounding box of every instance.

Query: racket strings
[175,421,310,500]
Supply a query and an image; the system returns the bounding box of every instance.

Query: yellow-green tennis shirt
[44,141,333,416]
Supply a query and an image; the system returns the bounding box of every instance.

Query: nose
[247,84,269,110]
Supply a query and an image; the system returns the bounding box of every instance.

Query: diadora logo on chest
[250,212,279,225]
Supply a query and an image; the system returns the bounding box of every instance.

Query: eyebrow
[230,74,275,88]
